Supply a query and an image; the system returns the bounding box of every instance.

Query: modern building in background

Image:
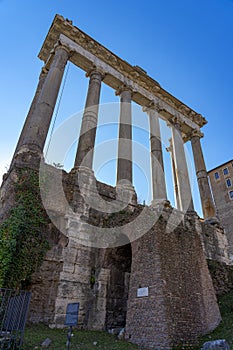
[208,160,233,259]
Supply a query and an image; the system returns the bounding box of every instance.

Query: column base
[150,199,171,208]
[204,216,220,225]
[13,144,43,169]
[116,182,137,206]
[186,208,198,215]
[70,165,94,177]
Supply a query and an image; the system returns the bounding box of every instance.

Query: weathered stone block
[202,340,230,350]
[41,338,52,348]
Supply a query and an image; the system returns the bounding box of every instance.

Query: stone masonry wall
[208,163,233,260]
[200,221,230,265]
[207,259,233,296]
[0,162,223,349]
[29,245,63,323]
[218,207,233,259]
[125,209,221,349]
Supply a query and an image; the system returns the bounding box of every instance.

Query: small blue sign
[65,303,79,326]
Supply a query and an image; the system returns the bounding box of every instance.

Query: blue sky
[1,0,233,216]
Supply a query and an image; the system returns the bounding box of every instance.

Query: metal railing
[0,289,31,349]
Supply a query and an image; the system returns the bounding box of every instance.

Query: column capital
[170,115,181,128]
[142,101,162,114]
[41,65,49,75]
[115,84,133,96]
[170,116,187,134]
[190,129,204,139]
[85,66,105,80]
[52,41,74,58]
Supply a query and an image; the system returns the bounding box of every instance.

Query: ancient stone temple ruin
[0,14,230,349]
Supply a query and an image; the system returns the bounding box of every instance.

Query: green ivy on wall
[0,168,50,289]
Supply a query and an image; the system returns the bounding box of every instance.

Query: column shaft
[22,44,70,152]
[13,68,48,156]
[148,109,167,203]
[191,134,217,219]
[117,89,132,184]
[171,122,194,212]
[168,140,181,210]
[74,70,103,169]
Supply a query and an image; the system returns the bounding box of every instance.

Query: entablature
[38,14,207,139]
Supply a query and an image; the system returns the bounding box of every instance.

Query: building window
[229,191,233,199]
[223,167,229,176]
[214,172,220,180]
[226,178,232,187]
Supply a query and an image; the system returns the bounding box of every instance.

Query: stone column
[74,68,104,169]
[147,106,168,205]
[191,131,218,222]
[21,43,70,152]
[171,119,194,212]
[167,139,181,210]
[116,87,133,185]
[11,67,49,165]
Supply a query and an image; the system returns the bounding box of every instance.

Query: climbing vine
[0,169,50,289]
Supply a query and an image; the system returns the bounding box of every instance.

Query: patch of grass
[22,291,233,350]
[197,291,233,349]
[23,324,141,350]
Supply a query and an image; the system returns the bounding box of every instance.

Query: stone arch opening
[104,236,132,331]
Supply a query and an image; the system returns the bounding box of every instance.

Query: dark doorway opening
[104,238,132,330]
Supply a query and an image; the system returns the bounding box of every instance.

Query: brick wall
[125,210,221,349]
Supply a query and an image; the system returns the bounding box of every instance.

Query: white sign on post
[137,287,149,297]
